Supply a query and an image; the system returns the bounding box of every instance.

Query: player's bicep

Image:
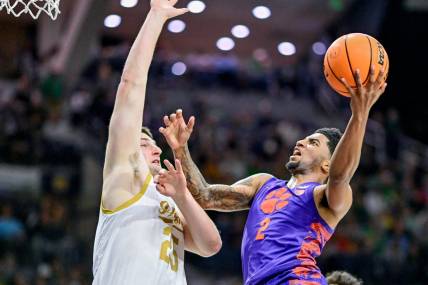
[101,168,135,211]
[325,181,353,218]
[204,173,272,211]
[104,83,147,176]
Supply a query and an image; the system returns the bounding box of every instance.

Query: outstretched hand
[159,109,195,150]
[155,159,188,200]
[341,65,387,115]
[150,0,189,20]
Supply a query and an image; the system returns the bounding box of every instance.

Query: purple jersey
[241,177,335,285]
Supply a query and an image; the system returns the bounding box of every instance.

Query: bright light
[278,42,296,56]
[312,42,327,55]
[216,37,235,51]
[168,20,186,33]
[171,62,187,76]
[120,0,138,8]
[104,15,121,28]
[252,6,271,19]
[231,25,250,38]
[187,0,206,13]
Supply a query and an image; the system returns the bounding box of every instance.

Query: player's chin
[150,163,163,175]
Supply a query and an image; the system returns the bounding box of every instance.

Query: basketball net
[0,0,60,20]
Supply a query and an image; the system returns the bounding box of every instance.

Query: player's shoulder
[314,183,354,194]
[250,173,279,194]
[252,173,275,186]
[101,166,152,214]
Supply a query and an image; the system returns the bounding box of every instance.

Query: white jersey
[93,174,186,285]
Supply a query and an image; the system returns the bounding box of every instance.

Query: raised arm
[326,66,387,216]
[155,159,222,257]
[159,110,272,211]
[104,1,188,179]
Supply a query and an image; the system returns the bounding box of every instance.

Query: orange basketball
[323,33,389,97]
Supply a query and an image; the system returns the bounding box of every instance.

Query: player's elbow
[120,74,147,87]
[200,238,222,257]
[196,189,215,210]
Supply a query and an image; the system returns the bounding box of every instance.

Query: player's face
[140,133,163,175]
[286,133,331,173]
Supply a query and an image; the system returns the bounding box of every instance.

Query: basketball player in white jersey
[92,1,222,284]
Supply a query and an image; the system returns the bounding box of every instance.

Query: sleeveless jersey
[241,177,334,285]
[93,174,186,285]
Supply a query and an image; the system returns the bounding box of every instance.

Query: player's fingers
[156,184,167,194]
[170,113,177,123]
[173,8,189,16]
[164,159,176,172]
[369,65,376,84]
[187,116,195,132]
[341,78,355,96]
[169,0,178,6]
[153,175,159,184]
[158,176,168,185]
[355,69,363,91]
[159,127,166,134]
[163,115,171,127]
[175,159,183,173]
[379,82,387,94]
[176,109,183,119]
[375,67,385,87]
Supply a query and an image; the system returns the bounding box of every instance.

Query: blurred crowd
[0,41,428,285]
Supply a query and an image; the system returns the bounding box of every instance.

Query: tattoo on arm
[206,177,255,211]
[174,145,208,199]
[174,146,256,211]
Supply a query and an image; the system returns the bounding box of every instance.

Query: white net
[0,0,60,20]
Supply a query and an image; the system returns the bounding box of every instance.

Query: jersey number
[255,217,271,240]
[159,226,179,272]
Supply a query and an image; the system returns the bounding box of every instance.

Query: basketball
[323,33,389,97]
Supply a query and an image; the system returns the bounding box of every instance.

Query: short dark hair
[141,127,153,139]
[326,271,363,285]
[315,127,342,156]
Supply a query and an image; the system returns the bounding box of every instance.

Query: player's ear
[321,159,330,175]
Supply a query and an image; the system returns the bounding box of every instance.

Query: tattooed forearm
[173,145,209,199]
[173,145,256,211]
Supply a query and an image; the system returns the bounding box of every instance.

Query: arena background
[1,0,428,284]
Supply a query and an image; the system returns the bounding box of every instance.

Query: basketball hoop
[0,0,60,20]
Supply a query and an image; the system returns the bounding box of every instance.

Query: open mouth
[292,148,301,156]
[152,159,160,165]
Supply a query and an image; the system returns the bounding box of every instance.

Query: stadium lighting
[231,25,250,39]
[278,42,296,56]
[168,20,186,33]
[312,42,327,55]
[252,6,271,19]
[187,1,206,13]
[120,0,138,8]
[216,37,235,51]
[171,62,187,76]
[104,15,121,28]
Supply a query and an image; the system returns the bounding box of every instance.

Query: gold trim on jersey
[101,174,152,214]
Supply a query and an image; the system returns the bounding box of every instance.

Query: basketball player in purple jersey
[157,67,386,284]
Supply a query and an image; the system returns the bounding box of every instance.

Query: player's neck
[287,173,324,188]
